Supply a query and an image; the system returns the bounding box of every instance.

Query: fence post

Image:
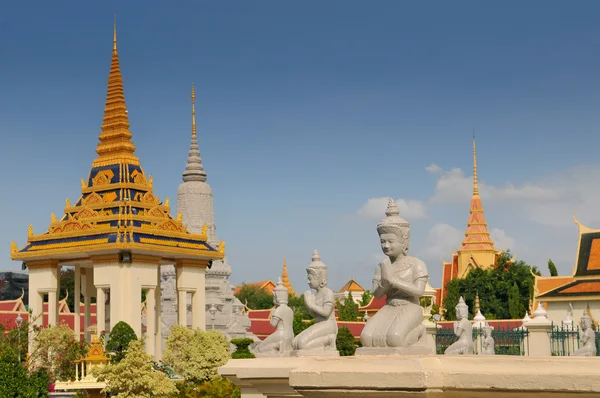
[425,321,437,354]
[527,303,553,357]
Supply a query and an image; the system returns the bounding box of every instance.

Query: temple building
[532,217,600,326]
[438,139,501,308]
[10,24,224,357]
[233,257,295,297]
[171,85,255,341]
[334,277,366,304]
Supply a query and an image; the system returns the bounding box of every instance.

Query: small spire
[192,84,197,136]
[281,255,295,296]
[93,18,138,167]
[472,134,479,196]
[182,84,208,182]
[113,14,117,53]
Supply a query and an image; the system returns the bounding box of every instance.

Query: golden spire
[281,255,295,296]
[93,17,139,167]
[473,134,479,196]
[458,137,495,252]
[192,84,197,136]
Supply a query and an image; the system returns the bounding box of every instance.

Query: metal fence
[550,323,600,356]
[435,324,528,355]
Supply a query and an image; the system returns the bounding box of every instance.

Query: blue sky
[2,1,600,292]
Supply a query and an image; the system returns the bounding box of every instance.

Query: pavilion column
[96,287,106,334]
[176,259,208,330]
[155,267,163,360]
[74,264,81,341]
[84,269,94,341]
[177,289,187,327]
[146,288,156,357]
[47,289,58,326]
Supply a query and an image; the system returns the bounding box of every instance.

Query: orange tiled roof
[539,280,600,298]
[339,278,365,293]
[233,280,276,296]
[535,276,574,296]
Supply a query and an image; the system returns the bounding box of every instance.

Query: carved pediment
[148,206,166,218]
[142,192,160,205]
[92,169,115,186]
[76,207,99,220]
[156,220,183,232]
[83,192,103,206]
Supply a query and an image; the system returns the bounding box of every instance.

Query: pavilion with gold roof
[10,23,224,358]
[438,139,502,309]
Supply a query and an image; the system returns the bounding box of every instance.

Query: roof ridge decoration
[11,23,224,263]
[182,84,208,183]
[458,138,497,253]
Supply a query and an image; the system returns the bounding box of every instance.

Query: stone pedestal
[526,319,553,357]
[220,356,600,398]
[424,321,438,354]
[356,345,431,356]
[291,350,339,357]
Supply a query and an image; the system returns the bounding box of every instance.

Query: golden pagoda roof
[11,22,224,263]
[281,256,295,296]
[457,138,497,253]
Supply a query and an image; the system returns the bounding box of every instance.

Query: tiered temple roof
[10,23,224,263]
[535,217,600,303]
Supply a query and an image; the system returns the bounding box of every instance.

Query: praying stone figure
[445,296,474,355]
[357,199,430,355]
[480,323,495,355]
[291,250,338,356]
[253,278,294,357]
[571,310,597,357]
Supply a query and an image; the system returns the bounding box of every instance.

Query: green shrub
[0,348,50,397]
[230,338,255,359]
[336,327,358,356]
[105,321,137,362]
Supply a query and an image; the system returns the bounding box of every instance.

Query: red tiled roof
[359,295,386,312]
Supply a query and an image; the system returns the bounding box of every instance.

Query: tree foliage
[337,292,360,322]
[359,290,373,307]
[0,348,50,398]
[106,321,138,363]
[31,323,89,382]
[548,259,559,277]
[336,327,358,356]
[288,295,311,320]
[293,312,315,336]
[443,251,540,321]
[234,284,273,310]
[173,377,241,398]
[95,338,176,398]
[163,326,230,383]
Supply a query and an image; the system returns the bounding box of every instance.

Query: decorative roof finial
[473,132,479,197]
[192,84,197,136]
[281,255,295,296]
[93,18,138,167]
[113,13,117,53]
[182,84,208,182]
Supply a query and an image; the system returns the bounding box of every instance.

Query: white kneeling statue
[571,310,597,357]
[357,199,429,355]
[291,250,338,356]
[253,278,294,357]
[445,296,474,355]
[480,323,495,355]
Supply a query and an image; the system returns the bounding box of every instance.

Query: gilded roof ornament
[92,17,139,168]
[11,241,18,254]
[201,224,207,236]
[66,198,71,208]
[164,197,169,207]
[177,212,182,221]
[28,225,33,237]
[218,240,225,253]
[51,213,57,223]
[81,179,87,189]
[182,84,208,183]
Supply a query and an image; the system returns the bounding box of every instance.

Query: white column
[47,289,58,326]
[84,270,94,341]
[192,288,205,331]
[155,267,163,360]
[96,287,106,334]
[146,288,156,357]
[74,264,81,341]
[178,289,187,327]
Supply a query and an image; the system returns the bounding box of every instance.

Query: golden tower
[281,256,295,296]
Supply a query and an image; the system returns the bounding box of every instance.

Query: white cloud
[490,228,516,252]
[428,165,600,227]
[415,223,463,264]
[356,197,427,221]
[425,163,442,174]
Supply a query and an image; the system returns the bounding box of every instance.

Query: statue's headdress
[456,296,469,313]
[581,309,592,324]
[273,277,289,303]
[307,249,328,283]
[377,199,410,237]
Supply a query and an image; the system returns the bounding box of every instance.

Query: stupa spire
[93,17,139,167]
[458,137,495,252]
[182,84,207,182]
[281,255,295,296]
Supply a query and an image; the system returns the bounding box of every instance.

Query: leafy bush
[95,338,176,397]
[336,327,358,356]
[0,348,50,397]
[163,326,230,383]
[31,323,88,382]
[172,378,240,398]
[105,321,137,363]
[230,338,255,359]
